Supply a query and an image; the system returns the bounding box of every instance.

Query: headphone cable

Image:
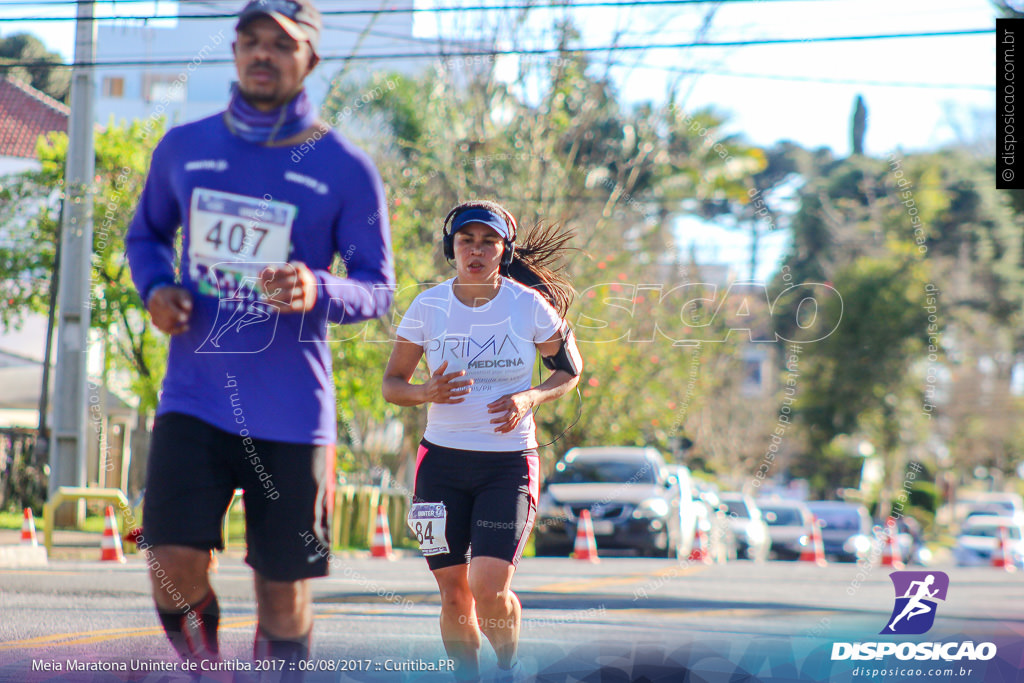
[534,382,583,450]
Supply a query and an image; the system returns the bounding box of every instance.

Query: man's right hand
[148,286,193,335]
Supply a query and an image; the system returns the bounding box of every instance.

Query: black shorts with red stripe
[413,439,538,571]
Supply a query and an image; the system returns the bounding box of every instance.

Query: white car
[953,515,1024,568]
[757,498,816,561]
[954,492,1024,524]
[665,466,699,558]
[720,493,771,562]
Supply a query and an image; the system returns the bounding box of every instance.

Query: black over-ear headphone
[442,204,518,267]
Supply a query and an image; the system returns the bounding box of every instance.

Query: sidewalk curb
[0,544,48,568]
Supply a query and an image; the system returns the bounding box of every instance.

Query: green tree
[0,33,69,102]
[771,152,934,502]
[792,257,929,503]
[320,33,770,479]
[851,95,867,157]
[1,120,169,412]
[771,142,1024,505]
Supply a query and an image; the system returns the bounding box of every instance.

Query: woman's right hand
[423,360,473,404]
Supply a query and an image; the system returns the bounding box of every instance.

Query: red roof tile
[0,76,69,160]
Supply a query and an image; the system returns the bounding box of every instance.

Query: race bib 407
[187,188,296,298]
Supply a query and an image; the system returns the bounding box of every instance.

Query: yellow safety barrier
[221,489,245,548]
[41,485,411,555]
[43,487,132,554]
[332,486,410,551]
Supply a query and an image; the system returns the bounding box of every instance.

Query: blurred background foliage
[1,19,1021,520]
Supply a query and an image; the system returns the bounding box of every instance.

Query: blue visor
[450,207,513,241]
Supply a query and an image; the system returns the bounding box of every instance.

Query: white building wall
[93,0,429,128]
[0,156,40,177]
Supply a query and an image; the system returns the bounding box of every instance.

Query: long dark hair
[444,199,576,317]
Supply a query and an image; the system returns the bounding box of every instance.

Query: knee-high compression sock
[254,626,310,682]
[157,591,220,663]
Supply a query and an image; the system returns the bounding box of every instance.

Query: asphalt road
[1,554,1022,682]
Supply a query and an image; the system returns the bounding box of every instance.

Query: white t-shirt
[396,277,563,451]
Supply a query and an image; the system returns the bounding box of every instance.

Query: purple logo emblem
[881,571,949,635]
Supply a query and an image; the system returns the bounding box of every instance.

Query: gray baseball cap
[237,0,321,57]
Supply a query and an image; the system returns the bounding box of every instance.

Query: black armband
[541,329,581,377]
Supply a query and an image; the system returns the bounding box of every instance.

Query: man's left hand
[260,261,318,313]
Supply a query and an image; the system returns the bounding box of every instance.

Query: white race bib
[188,188,296,297]
[407,502,449,556]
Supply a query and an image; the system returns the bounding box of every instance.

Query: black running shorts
[142,412,335,581]
[412,439,538,571]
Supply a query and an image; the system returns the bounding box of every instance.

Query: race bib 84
[407,502,449,556]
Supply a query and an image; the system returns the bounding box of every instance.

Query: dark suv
[533,447,685,558]
[805,501,873,563]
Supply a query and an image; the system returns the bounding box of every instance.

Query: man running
[126,0,394,674]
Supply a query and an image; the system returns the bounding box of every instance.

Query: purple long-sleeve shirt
[126,112,394,444]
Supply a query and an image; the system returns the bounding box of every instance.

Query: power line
[0,0,835,14]
[598,58,996,91]
[0,29,995,68]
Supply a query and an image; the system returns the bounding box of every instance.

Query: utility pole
[34,203,62,469]
[49,0,96,525]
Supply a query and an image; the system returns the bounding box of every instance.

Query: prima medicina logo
[881,571,949,635]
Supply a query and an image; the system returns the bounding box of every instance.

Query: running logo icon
[197,275,279,354]
[881,571,949,635]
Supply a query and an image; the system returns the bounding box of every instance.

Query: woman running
[382,200,582,681]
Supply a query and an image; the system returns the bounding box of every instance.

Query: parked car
[534,447,685,558]
[757,498,816,561]
[805,501,873,563]
[887,515,931,566]
[953,515,1024,568]
[665,465,700,558]
[952,492,1024,525]
[963,506,1010,523]
[720,493,771,562]
[692,485,738,563]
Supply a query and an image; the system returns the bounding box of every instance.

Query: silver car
[757,498,815,561]
[953,515,1024,568]
[720,493,771,562]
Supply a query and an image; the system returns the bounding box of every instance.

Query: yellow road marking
[0,616,256,651]
[533,563,707,593]
[612,607,830,619]
[319,608,394,616]
[0,606,413,651]
[3,564,718,650]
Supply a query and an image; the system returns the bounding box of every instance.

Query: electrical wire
[0,0,845,15]
[597,57,996,90]
[0,29,994,68]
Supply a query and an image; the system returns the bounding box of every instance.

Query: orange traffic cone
[688,526,711,564]
[879,519,904,570]
[100,505,126,563]
[370,505,395,559]
[799,516,828,567]
[572,510,599,563]
[21,508,38,547]
[992,526,1017,573]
